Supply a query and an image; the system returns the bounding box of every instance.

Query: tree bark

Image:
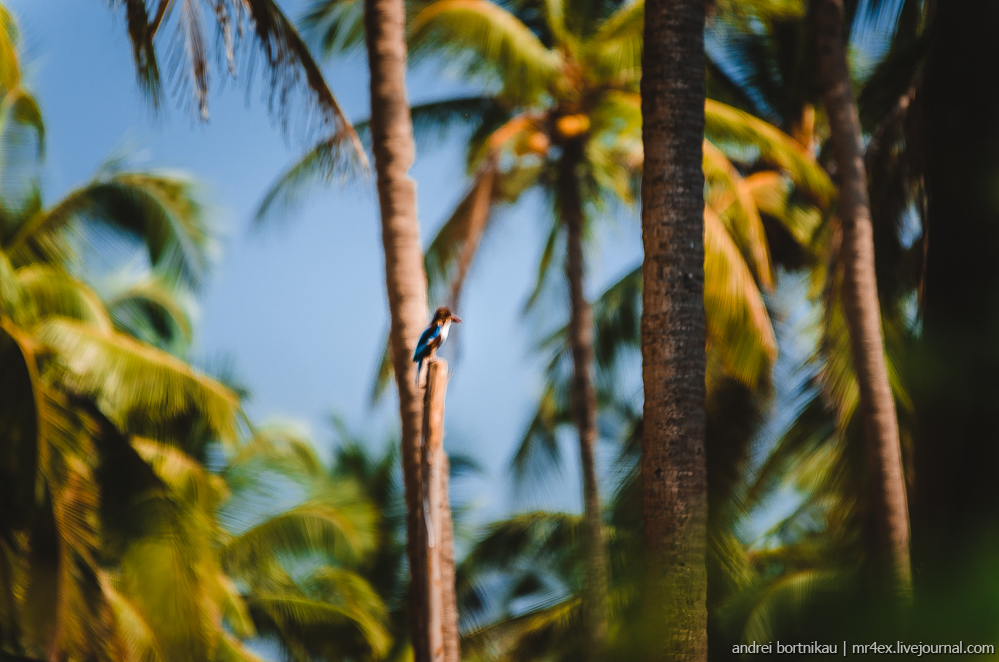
[362,0,431,657]
[560,141,608,661]
[421,359,460,662]
[639,0,708,660]
[813,0,912,596]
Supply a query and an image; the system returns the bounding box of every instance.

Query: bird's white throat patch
[440,319,451,343]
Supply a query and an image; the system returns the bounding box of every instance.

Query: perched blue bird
[413,306,462,384]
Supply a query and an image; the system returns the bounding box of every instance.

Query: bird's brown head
[433,306,462,324]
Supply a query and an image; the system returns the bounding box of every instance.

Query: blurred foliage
[4,0,998,661]
[0,13,388,661]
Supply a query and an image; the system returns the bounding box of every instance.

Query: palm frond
[246,593,389,657]
[509,383,569,493]
[409,0,562,105]
[739,570,844,643]
[704,205,777,388]
[228,425,327,481]
[0,5,23,91]
[704,140,774,289]
[586,0,643,82]
[110,0,368,167]
[301,0,367,58]
[222,500,377,570]
[0,87,45,158]
[6,171,217,291]
[105,582,168,662]
[302,566,391,656]
[35,318,240,444]
[15,265,114,332]
[105,276,194,351]
[704,99,835,205]
[113,0,162,106]
[425,159,498,308]
[744,171,822,247]
[253,135,363,228]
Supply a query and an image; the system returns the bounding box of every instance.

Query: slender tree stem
[560,141,608,661]
[362,0,432,656]
[814,0,912,596]
[421,359,459,662]
[640,0,708,659]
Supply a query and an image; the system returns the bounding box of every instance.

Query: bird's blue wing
[413,324,441,361]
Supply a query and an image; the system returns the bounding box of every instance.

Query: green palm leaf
[704,205,777,389]
[35,318,239,444]
[704,140,774,290]
[222,499,377,569]
[704,99,835,205]
[409,0,562,105]
[105,275,195,351]
[253,135,363,228]
[247,593,390,658]
[16,265,113,331]
[6,171,216,291]
[586,0,643,81]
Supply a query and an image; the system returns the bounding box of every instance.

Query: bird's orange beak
[451,316,462,324]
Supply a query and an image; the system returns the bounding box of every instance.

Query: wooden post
[421,359,460,662]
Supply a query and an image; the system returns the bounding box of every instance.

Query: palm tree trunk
[639,0,708,660]
[560,141,608,660]
[362,0,432,657]
[814,0,912,596]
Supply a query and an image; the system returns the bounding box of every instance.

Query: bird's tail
[415,359,423,387]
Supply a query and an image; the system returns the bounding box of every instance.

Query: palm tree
[265,1,834,655]
[640,0,708,658]
[358,0,435,653]
[812,0,910,596]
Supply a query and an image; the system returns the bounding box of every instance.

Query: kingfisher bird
[413,306,462,384]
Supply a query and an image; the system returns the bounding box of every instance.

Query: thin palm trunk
[639,0,708,660]
[814,0,912,596]
[362,0,432,657]
[559,140,608,660]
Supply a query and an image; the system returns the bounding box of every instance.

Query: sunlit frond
[409,0,562,105]
[106,582,167,662]
[246,593,390,657]
[744,171,823,247]
[704,140,774,290]
[16,265,113,331]
[35,318,240,444]
[586,0,643,82]
[705,99,835,205]
[704,206,777,388]
[0,5,22,91]
[6,171,217,291]
[222,499,376,570]
[106,275,194,351]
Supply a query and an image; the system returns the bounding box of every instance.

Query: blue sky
[9,0,644,521]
